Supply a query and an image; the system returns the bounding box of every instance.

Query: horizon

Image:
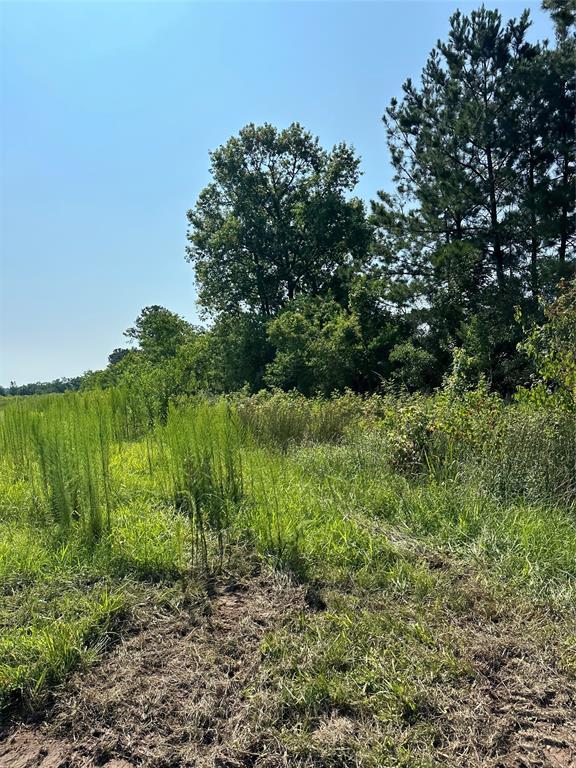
[0,0,553,386]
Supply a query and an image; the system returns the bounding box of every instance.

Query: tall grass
[236,389,361,448]
[1,393,115,541]
[0,392,247,564]
[152,401,245,569]
[1,385,576,714]
[2,386,575,560]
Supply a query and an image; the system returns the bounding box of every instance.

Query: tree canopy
[6,2,574,402]
[124,305,195,363]
[186,122,371,318]
[371,4,575,391]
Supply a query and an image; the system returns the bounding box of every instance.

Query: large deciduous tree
[186,123,371,318]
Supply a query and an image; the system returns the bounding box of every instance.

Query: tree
[1,377,83,396]
[542,0,576,42]
[264,285,408,395]
[372,5,575,391]
[518,278,576,408]
[124,305,194,363]
[388,341,439,392]
[508,4,575,296]
[265,297,364,395]
[107,347,131,366]
[186,123,371,318]
[376,8,538,291]
[543,4,576,272]
[203,313,272,393]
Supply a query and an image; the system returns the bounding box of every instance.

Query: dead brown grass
[0,567,305,768]
[1,560,575,768]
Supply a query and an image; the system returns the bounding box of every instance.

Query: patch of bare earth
[0,570,305,768]
[429,567,576,768]
[439,627,576,768]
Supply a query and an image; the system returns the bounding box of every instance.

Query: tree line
[0,377,83,397]
[5,3,575,402]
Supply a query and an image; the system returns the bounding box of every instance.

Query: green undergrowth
[238,439,576,606]
[0,501,188,715]
[0,388,575,760]
[257,593,463,767]
[251,514,574,765]
[0,583,125,715]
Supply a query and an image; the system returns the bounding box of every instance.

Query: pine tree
[372,6,575,391]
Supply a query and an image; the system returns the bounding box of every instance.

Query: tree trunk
[486,146,505,289]
[528,142,539,301]
[559,153,569,264]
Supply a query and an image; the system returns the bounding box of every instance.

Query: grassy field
[1,388,575,766]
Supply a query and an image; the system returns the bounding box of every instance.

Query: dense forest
[3,3,574,406]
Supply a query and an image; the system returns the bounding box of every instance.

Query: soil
[436,624,576,768]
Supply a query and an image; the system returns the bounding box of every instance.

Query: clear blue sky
[0,1,552,385]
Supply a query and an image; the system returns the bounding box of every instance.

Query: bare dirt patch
[467,635,576,768]
[0,570,305,768]
[434,605,576,768]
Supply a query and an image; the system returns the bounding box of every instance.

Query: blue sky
[0,1,553,385]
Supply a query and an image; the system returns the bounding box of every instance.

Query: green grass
[0,387,574,764]
[256,592,465,767]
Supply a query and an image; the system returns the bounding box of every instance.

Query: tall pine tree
[372,5,575,391]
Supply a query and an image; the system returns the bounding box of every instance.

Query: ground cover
[1,390,575,766]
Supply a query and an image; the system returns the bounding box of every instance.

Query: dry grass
[2,549,575,768]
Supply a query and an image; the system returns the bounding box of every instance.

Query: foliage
[201,312,272,393]
[265,298,364,396]
[186,122,371,318]
[1,386,576,731]
[124,305,195,363]
[371,4,575,391]
[0,377,82,397]
[517,279,576,408]
[2,5,576,761]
